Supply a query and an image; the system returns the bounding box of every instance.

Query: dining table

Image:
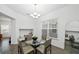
[25,40,46,54]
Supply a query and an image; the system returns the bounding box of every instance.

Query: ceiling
[0,12,13,20]
[5,4,67,18]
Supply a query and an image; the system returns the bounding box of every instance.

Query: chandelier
[30,4,40,18]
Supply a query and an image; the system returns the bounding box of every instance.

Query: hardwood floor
[65,40,79,54]
[0,39,79,54]
[0,39,18,54]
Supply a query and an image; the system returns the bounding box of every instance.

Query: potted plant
[32,36,38,44]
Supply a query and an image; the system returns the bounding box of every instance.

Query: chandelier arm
[30,4,40,18]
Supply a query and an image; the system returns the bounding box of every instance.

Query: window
[41,19,58,40]
[1,25,9,34]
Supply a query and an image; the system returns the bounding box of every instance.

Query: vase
[33,39,37,44]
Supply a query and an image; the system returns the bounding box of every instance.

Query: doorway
[0,12,16,53]
[65,20,79,53]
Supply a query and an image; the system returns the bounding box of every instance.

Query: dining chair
[36,39,51,54]
[42,35,47,40]
[18,40,34,54]
[24,35,32,41]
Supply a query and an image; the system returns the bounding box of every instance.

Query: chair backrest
[27,35,32,41]
[44,39,51,48]
[18,39,27,48]
[24,35,32,41]
[18,36,26,46]
[42,35,47,40]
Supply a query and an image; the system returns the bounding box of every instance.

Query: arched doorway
[65,20,79,53]
[0,12,16,53]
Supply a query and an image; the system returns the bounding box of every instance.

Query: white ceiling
[0,12,13,20]
[5,4,67,17]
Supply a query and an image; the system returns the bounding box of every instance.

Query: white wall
[38,5,79,49]
[0,5,36,44]
[66,21,79,31]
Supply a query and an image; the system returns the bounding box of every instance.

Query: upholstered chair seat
[22,45,34,54]
[18,40,34,54]
[36,45,45,53]
[36,39,51,54]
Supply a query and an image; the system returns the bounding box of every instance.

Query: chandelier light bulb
[33,12,37,15]
[30,13,40,18]
[37,14,40,17]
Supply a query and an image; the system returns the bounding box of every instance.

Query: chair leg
[44,48,47,54]
[28,50,34,54]
[50,45,51,54]
[18,46,20,54]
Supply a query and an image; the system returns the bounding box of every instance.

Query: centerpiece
[32,36,38,44]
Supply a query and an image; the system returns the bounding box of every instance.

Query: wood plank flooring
[0,39,79,54]
[0,39,18,54]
